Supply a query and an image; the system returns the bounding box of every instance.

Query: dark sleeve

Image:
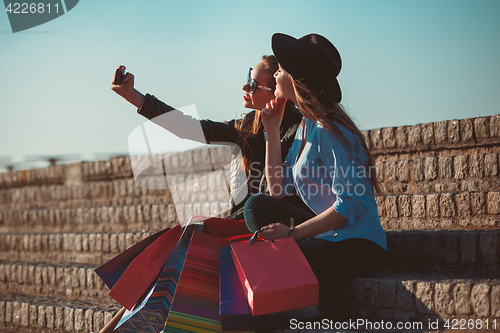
[137,93,240,144]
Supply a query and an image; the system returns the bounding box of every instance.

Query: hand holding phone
[113,65,126,85]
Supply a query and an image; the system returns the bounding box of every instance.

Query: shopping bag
[114,223,202,332]
[108,225,184,310]
[163,230,230,332]
[197,215,249,239]
[94,227,171,290]
[230,238,319,316]
[219,246,320,330]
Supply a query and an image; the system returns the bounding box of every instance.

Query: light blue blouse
[281,117,387,251]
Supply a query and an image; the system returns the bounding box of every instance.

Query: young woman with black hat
[110,56,306,220]
[243,33,387,318]
[100,56,307,333]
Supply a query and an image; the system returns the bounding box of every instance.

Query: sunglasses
[247,68,273,94]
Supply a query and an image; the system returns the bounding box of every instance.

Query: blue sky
[1,0,499,170]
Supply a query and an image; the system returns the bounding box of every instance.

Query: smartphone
[114,66,126,85]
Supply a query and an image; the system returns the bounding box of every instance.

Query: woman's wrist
[264,128,280,141]
[126,89,145,108]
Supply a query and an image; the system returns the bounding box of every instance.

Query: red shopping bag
[230,238,319,316]
[199,216,249,239]
[108,225,183,310]
[94,227,171,290]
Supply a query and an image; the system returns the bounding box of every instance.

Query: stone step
[2,152,499,212]
[1,114,499,193]
[0,262,111,302]
[0,293,119,332]
[0,231,154,265]
[3,190,497,234]
[367,114,500,161]
[0,201,231,233]
[377,191,500,230]
[378,152,500,195]
[0,146,234,190]
[0,170,231,211]
[349,273,500,325]
[385,230,499,274]
[1,274,498,332]
[1,230,498,273]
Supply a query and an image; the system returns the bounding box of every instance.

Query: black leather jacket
[137,93,304,217]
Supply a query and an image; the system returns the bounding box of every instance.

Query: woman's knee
[243,193,270,211]
[243,194,272,232]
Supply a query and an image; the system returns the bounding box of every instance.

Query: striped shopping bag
[114,223,202,332]
[163,231,234,333]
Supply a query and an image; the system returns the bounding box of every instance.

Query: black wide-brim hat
[272,33,342,104]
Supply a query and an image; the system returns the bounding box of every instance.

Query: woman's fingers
[259,223,289,240]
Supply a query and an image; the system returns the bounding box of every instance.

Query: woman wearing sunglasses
[111,56,304,219]
[243,34,387,319]
[102,56,305,333]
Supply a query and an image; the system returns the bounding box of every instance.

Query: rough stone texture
[370,128,383,149]
[434,120,448,143]
[0,301,5,324]
[474,117,490,138]
[93,310,103,333]
[484,153,498,176]
[395,126,408,148]
[469,154,484,178]
[385,196,398,218]
[5,302,12,323]
[434,282,455,314]
[55,306,64,330]
[382,127,396,148]
[471,284,490,317]
[455,192,471,218]
[408,125,422,147]
[412,195,426,218]
[439,193,456,217]
[396,160,409,183]
[37,305,46,328]
[471,192,486,215]
[385,162,397,184]
[375,197,385,217]
[491,285,500,317]
[460,118,474,142]
[397,195,412,217]
[415,281,434,314]
[426,194,440,218]
[421,123,434,145]
[29,304,37,327]
[46,306,54,329]
[448,120,461,142]
[453,283,473,314]
[454,155,468,179]
[490,114,500,137]
[104,311,114,328]
[84,309,94,332]
[74,308,84,332]
[412,159,425,182]
[487,192,500,214]
[424,157,437,180]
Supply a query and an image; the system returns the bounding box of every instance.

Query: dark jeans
[243,194,386,318]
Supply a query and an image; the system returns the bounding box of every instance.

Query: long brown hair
[291,78,382,195]
[234,55,278,171]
